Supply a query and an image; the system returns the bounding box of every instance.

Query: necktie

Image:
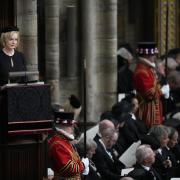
[149,168,156,180]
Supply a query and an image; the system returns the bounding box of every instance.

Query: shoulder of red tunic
[48,134,85,178]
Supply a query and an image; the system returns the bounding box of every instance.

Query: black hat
[1,26,19,33]
[136,42,158,56]
[54,111,76,125]
[69,95,81,108]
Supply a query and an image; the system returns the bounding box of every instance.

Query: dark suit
[128,164,162,180]
[134,117,148,135]
[92,136,123,180]
[85,160,102,180]
[117,63,134,94]
[171,144,180,177]
[115,114,142,156]
[153,147,173,180]
[94,133,101,144]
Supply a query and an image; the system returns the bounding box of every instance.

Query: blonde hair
[0,31,20,47]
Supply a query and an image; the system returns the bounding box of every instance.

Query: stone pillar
[95,0,118,121]
[67,6,78,77]
[81,0,97,122]
[45,0,60,104]
[16,0,38,80]
[81,0,117,123]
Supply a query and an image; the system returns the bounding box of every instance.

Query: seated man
[128,144,162,180]
[92,127,124,180]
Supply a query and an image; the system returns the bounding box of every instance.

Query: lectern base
[0,136,47,180]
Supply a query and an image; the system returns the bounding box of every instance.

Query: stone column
[81,0,117,123]
[80,0,97,123]
[67,6,78,77]
[45,0,60,104]
[16,0,38,80]
[95,0,118,121]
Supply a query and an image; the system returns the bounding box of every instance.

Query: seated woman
[76,138,102,180]
[149,125,173,180]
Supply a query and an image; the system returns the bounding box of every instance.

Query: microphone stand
[83,58,87,158]
[164,0,169,121]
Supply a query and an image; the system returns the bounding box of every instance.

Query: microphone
[8,71,39,84]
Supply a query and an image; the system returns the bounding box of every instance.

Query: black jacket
[128,164,162,180]
[92,136,123,180]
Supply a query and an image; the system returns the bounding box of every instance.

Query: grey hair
[99,119,114,134]
[78,138,97,152]
[148,125,168,142]
[166,126,178,139]
[136,144,152,164]
[101,127,116,139]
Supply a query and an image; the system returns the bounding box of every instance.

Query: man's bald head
[99,119,115,135]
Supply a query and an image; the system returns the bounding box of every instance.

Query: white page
[119,140,141,167]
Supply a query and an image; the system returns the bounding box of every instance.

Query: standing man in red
[48,111,89,180]
[133,42,169,128]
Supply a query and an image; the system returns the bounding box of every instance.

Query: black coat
[85,160,102,180]
[92,137,123,180]
[171,144,180,176]
[115,114,144,156]
[153,147,173,180]
[117,64,134,93]
[0,50,26,85]
[128,164,162,180]
[134,117,148,135]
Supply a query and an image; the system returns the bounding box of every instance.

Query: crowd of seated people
[46,90,180,180]
[75,92,180,180]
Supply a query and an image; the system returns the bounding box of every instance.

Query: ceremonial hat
[1,26,19,33]
[69,94,81,109]
[136,42,158,56]
[54,111,76,125]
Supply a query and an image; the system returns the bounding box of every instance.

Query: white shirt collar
[141,165,150,171]
[131,113,136,120]
[157,148,162,155]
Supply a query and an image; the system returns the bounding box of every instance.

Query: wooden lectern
[0,83,53,180]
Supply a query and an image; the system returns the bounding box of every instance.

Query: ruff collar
[55,127,75,140]
[139,57,156,68]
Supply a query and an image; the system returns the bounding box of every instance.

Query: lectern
[0,83,53,180]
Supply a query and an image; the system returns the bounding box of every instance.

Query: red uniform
[48,133,84,180]
[133,60,163,128]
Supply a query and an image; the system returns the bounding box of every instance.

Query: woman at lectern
[0,26,26,86]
